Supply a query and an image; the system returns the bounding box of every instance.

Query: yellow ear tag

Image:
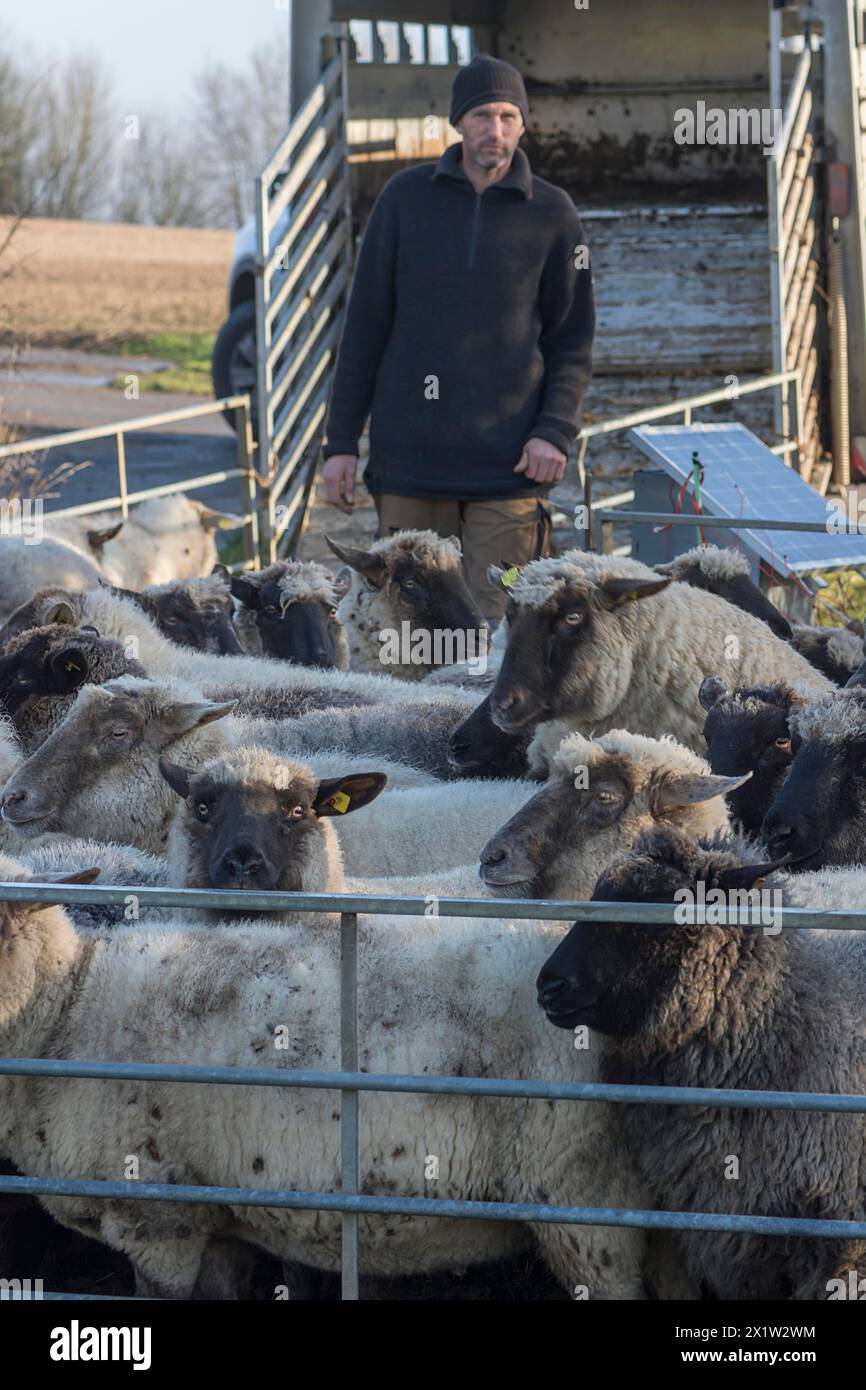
[327,791,351,813]
[501,567,520,588]
[218,518,235,530]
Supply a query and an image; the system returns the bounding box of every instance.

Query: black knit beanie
[449,53,529,128]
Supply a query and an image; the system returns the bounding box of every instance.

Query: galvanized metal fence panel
[1,879,865,1302]
[255,38,353,563]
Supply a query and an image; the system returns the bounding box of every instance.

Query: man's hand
[514,437,567,485]
[323,454,358,513]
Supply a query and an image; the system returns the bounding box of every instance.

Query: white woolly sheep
[477,550,832,755]
[0,855,655,1299]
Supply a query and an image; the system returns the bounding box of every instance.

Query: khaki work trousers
[374,493,552,622]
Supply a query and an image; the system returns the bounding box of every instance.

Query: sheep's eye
[329,607,338,619]
[401,578,417,590]
[197,803,209,819]
[264,604,278,615]
[164,616,177,626]
[774,736,791,751]
[286,804,305,819]
[563,611,583,626]
[111,727,130,739]
[595,788,620,804]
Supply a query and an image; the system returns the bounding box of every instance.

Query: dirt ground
[0,217,232,348]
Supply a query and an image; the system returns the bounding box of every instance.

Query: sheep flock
[0,504,865,1302]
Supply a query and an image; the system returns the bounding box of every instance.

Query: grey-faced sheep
[655,544,794,640]
[537,823,866,1300]
[697,675,803,836]
[227,561,350,669]
[326,530,487,682]
[762,685,866,868]
[0,854,653,1299]
[467,551,831,757]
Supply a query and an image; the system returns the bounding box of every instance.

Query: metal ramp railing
[768,13,824,481]
[254,35,353,563]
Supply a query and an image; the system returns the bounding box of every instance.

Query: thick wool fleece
[0,894,653,1298]
[505,551,832,752]
[323,142,594,499]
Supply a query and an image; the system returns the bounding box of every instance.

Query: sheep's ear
[163,700,236,735]
[99,580,144,608]
[332,566,352,601]
[699,673,728,711]
[192,502,244,531]
[229,575,262,610]
[43,599,78,627]
[211,563,231,580]
[325,537,388,589]
[446,534,462,554]
[653,560,675,576]
[488,563,521,593]
[158,758,191,800]
[47,647,89,690]
[847,618,865,638]
[601,576,671,608]
[26,867,102,886]
[717,856,791,891]
[654,769,751,812]
[313,772,389,817]
[87,521,124,551]
[15,865,101,913]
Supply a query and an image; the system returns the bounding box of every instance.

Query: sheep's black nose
[536,975,569,1012]
[480,844,507,867]
[762,807,812,861]
[222,845,265,878]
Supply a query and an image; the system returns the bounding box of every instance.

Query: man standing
[322,53,594,620]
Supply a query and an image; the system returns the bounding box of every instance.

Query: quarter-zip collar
[432,141,534,200]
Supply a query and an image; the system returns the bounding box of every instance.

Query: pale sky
[6,0,291,121]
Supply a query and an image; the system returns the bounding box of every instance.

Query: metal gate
[768,9,824,481]
[254,34,353,563]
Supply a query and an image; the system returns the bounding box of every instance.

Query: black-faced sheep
[790,621,865,686]
[326,530,487,682]
[698,675,803,836]
[467,551,831,756]
[762,685,866,868]
[655,544,793,640]
[0,624,146,751]
[537,823,866,1300]
[227,560,350,669]
[101,572,243,654]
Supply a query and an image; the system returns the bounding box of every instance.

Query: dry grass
[0,216,233,348]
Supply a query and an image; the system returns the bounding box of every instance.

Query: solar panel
[627,422,866,574]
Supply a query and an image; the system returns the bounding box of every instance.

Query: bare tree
[34,53,114,220]
[115,115,208,227]
[0,47,40,215]
[193,37,289,228]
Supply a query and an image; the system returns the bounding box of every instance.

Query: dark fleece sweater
[322,142,594,500]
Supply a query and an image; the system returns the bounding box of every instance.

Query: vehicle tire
[212,300,258,436]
